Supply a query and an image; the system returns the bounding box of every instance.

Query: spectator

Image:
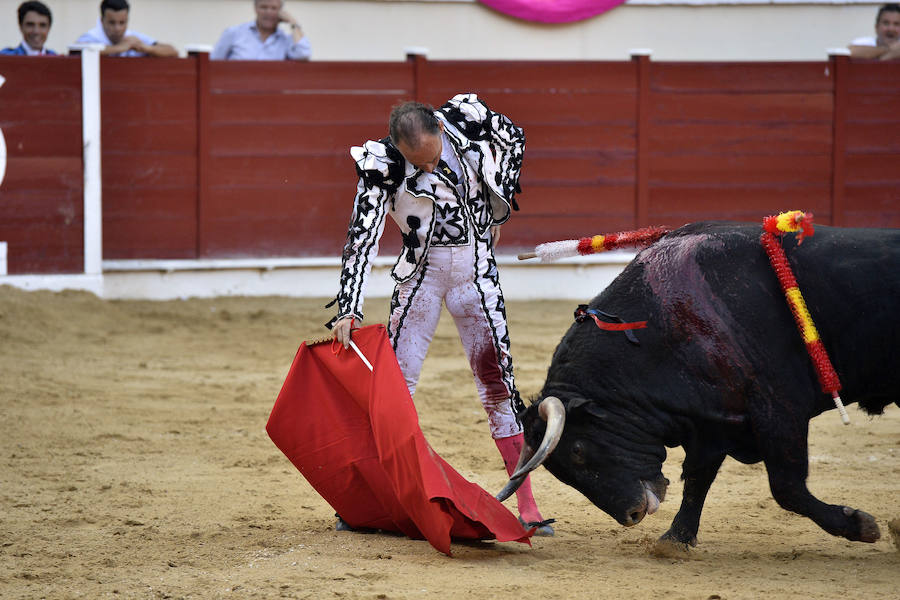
[2,1,57,56]
[849,3,900,60]
[75,0,178,57]
[211,0,311,61]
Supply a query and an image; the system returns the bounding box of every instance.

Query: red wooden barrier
[100,58,198,259]
[0,56,83,273]
[1,55,897,275]
[420,60,640,246]
[646,62,835,227]
[842,61,900,227]
[200,58,414,258]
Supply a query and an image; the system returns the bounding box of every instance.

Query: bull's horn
[495,396,565,502]
[495,456,533,502]
[511,397,565,479]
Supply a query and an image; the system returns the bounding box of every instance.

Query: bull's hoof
[842,507,880,542]
[651,536,692,558]
[659,529,697,549]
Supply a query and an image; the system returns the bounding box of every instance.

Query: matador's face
[396,123,445,174]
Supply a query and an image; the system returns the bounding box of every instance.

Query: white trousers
[387,237,522,439]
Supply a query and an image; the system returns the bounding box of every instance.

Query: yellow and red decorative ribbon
[760,211,848,424]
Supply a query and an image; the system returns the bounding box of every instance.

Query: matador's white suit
[332,93,526,440]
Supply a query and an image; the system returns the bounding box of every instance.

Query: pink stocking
[494,433,544,524]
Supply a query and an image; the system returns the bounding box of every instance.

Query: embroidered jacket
[335,93,525,322]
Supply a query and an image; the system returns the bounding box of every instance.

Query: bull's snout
[623,505,648,527]
[624,510,644,527]
[622,481,663,526]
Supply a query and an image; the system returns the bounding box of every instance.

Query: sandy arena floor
[1,285,897,599]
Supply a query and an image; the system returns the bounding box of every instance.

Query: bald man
[330,94,553,536]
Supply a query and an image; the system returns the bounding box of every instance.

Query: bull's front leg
[658,453,725,550]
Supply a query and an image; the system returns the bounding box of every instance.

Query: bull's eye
[570,440,587,465]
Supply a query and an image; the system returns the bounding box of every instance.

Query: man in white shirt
[75,0,177,58]
[849,3,900,60]
[211,0,311,61]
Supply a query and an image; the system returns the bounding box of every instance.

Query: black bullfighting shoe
[335,514,354,532]
[520,517,556,537]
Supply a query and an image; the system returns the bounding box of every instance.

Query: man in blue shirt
[1,1,57,56]
[75,0,177,57]
[211,0,311,61]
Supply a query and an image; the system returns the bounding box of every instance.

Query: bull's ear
[565,396,590,411]
[565,397,607,421]
[583,403,607,420]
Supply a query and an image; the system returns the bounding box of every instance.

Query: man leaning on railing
[849,3,900,60]
[75,0,178,58]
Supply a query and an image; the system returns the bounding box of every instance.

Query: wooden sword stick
[348,340,374,372]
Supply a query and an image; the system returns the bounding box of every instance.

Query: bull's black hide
[524,222,898,547]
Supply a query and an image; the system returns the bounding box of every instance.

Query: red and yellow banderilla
[761,210,848,424]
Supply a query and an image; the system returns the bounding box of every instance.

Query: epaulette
[439,94,492,142]
[351,137,405,193]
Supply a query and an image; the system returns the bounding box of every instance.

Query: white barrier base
[0,252,635,301]
[0,273,104,296]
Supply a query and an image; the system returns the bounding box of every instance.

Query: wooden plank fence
[0,54,897,274]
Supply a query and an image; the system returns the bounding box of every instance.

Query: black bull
[520,222,898,547]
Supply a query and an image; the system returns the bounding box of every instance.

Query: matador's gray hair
[389,101,440,148]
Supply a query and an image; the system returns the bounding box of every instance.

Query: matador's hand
[332,316,354,349]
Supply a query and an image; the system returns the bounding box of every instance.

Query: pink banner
[478,0,626,23]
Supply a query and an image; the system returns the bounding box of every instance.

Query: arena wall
[1,1,898,298]
[2,52,898,272]
[0,0,888,61]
